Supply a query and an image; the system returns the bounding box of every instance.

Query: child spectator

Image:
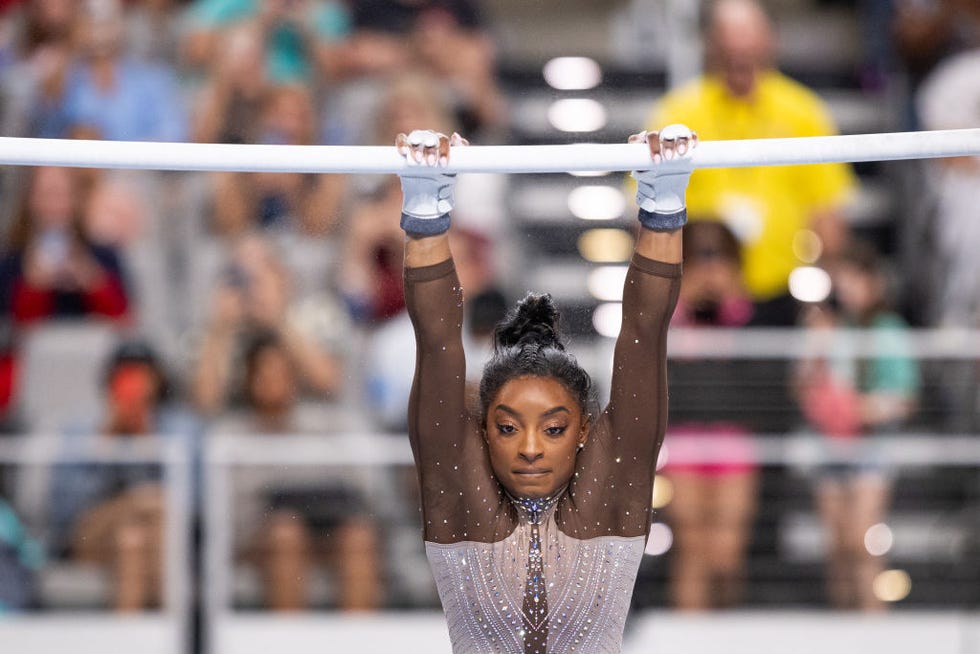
[795,240,920,611]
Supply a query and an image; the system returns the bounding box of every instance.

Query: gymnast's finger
[628,130,648,145]
[647,130,662,164]
[395,132,410,156]
[660,130,677,160]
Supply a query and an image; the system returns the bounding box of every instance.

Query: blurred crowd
[0,0,975,617]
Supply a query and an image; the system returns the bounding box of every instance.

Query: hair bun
[494,293,564,351]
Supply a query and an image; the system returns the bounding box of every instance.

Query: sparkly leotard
[405,254,681,654]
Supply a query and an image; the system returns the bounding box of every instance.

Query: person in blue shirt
[37,0,187,141]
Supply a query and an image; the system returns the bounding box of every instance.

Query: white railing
[0,436,191,654]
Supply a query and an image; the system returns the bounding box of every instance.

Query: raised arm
[399,131,498,541]
[572,127,694,537]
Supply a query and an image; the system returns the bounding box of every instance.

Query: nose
[518,433,544,463]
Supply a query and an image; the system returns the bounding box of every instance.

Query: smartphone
[38,229,70,269]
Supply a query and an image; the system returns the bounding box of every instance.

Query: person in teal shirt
[0,497,43,612]
[795,240,920,612]
[182,0,351,82]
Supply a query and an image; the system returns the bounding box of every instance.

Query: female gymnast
[398,125,695,653]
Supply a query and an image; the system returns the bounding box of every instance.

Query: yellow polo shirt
[648,71,858,299]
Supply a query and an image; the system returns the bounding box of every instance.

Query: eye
[544,425,567,437]
[496,423,517,435]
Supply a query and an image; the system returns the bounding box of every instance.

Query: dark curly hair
[479,293,598,424]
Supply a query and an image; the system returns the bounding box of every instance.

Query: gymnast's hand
[629,125,698,232]
[395,129,469,237]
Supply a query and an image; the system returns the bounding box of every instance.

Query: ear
[578,414,591,447]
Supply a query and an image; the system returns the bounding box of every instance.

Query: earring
[577,442,585,450]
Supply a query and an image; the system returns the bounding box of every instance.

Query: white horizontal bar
[1,128,978,174]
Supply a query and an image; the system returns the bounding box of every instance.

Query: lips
[513,468,550,476]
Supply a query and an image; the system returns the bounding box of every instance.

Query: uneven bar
[0,128,978,174]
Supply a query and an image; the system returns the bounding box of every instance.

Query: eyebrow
[494,405,570,419]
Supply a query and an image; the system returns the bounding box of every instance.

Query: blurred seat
[15,322,118,433]
[39,562,110,609]
[10,323,119,538]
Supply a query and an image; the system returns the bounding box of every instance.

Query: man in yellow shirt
[648,0,858,300]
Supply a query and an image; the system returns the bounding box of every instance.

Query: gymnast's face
[485,376,589,499]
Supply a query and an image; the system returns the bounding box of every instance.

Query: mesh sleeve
[562,253,681,539]
[405,258,509,544]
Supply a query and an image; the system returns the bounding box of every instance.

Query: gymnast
[398,124,695,653]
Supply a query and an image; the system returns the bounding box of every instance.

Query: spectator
[48,340,196,611]
[0,166,130,325]
[890,0,980,114]
[0,320,14,429]
[913,44,980,326]
[794,240,920,611]
[0,495,42,612]
[209,83,347,236]
[214,331,382,610]
[661,221,761,610]
[646,0,858,304]
[122,0,183,64]
[180,0,351,84]
[339,72,457,323]
[190,23,271,144]
[346,0,505,136]
[0,0,78,137]
[191,233,342,416]
[37,0,187,141]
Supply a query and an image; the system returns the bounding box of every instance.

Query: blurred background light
[567,185,625,220]
[864,522,894,557]
[644,523,674,556]
[873,569,912,603]
[547,98,607,132]
[656,444,669,471]
[651,476,674,509]
[577,229,634,262]
[587,265,628,301]
[542,56,603,90]
[592,302,622,338]
[788,265,832,303]
[792,228,824,264]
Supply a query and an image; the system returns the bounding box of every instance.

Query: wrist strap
[638,207,687,232]
[400,212,451,238]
